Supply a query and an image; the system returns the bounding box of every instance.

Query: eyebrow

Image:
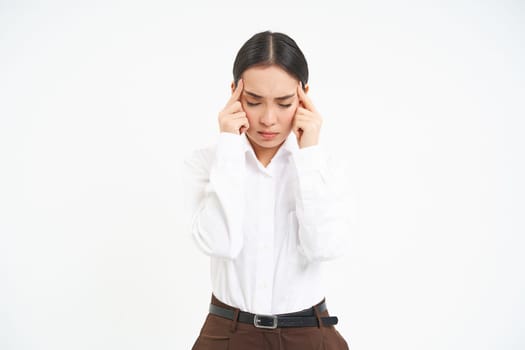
[244,90,296,101]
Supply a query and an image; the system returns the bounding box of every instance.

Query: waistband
[209,293,338,329]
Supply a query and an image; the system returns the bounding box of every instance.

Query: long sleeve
[183,132,247,259]
[290,144,351,262]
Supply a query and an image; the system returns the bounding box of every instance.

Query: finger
[239,121,250,134]
[293,108,311,125]
[241,117,250,129]
[297,82,316,112]
[230,111,246,119]
[227,78,244,106]
[292,124,303,139]
[237,117,250,134]
[223,101,243,114]
[291,118,299,138]
[294,106,309,116]
[292,116,302,133]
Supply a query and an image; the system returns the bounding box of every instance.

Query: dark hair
[232,31,308,90]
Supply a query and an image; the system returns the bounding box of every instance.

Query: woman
[184,30,350,350]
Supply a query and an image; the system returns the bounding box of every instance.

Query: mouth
[258,131,279,140]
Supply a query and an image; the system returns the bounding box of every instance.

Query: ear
[231,81,236,93]
[303,83,310,94]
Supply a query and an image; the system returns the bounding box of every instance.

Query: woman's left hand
[292,82,323,148]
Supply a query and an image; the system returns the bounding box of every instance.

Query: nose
[260,106,277,126]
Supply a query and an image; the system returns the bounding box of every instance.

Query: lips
[258,131,279,140]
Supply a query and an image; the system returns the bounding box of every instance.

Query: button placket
[254,174,275,312]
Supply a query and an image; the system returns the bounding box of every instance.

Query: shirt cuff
[291,144,328,181]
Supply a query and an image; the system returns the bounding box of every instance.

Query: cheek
[244,110,258,124]
[280,108,296,125]
[241,103,257,121]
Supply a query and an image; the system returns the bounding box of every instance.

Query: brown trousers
[191,294,349,350]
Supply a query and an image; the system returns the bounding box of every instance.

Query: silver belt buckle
[253,314,278,329]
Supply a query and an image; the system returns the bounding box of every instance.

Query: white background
[1,1,524,349]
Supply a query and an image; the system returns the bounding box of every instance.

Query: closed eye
[246,102,261,107]
[279,103,292,108]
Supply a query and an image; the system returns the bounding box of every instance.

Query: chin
[246,131,286,149]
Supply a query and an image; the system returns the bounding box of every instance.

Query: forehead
[241,65,298,98]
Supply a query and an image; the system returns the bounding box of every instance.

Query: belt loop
[230,307,240,333]
[313,305,324,328]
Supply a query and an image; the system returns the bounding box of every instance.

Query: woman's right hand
[218,79,250,135]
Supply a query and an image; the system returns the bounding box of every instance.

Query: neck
[246,136,284,168]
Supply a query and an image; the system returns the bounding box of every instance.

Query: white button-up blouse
[183,131,350,315]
